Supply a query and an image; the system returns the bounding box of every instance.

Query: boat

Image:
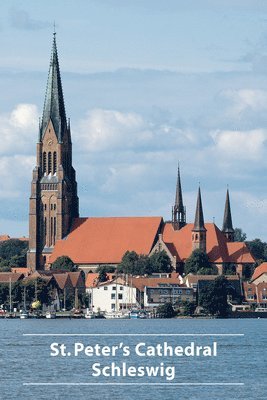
[130,310,140,319]
[84,309,95,319]
[130,310,147,319]
[20,287,29,318]
[20,310,29,319]
[45,311,56,319]
[105,310,130,319]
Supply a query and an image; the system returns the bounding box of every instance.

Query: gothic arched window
[53,152,57,174]
[43,152,47,174]
[48,152,52,174]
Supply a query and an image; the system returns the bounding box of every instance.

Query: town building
[86,277,138,313]
[26,34,255,277]
[251,262,267,285]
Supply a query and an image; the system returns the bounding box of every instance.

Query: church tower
[27,33,79,271]
[172,165,186,230]
[222,189,234,242]
[192,187,206,253]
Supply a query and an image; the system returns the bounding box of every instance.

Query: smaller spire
[193,186,206,232]
[175,163,183,210]
[222,189,234,241]
[172,163,186,230]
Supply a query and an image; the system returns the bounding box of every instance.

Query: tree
[246,238,266,263]
[0,239,28,271]
[21,279,54,307]
[117,251,139,275]
[117,251,152,275]
[98,269,108,283]
[96,265,116,273]
[150,250,172,273]
[183,301,196,316]
[118,250,172,276]
[184,249,213,275]
[234,228,247,242]
[157,302,176,318]
[52,256,76,272]
[199,275,230,317]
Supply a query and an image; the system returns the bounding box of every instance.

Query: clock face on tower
[47,139,53,146]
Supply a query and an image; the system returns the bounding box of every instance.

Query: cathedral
[27,35,254,275]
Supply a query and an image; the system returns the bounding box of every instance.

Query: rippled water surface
[0,318,266,400]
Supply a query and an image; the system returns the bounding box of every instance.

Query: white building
[87,277,139,313]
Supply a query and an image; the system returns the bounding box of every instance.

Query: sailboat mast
[24,285,26,310]
[9,277,12,313]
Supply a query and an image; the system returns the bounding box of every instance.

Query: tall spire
[222,189,234,241]
[40,32,67,142]
[172,164,186,230]
[193,186,206,232]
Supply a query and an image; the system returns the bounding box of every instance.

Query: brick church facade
[27,33,79,271]
[27,35,255,274]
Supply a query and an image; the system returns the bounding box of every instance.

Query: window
[54,204,56,210]
[111,304,115,310]
[178,289,182,294]
[43,152,47,173]
[120,286,123,291]
[186,289,191,295]
[112,286,116,290]
[111,293,116,299]
[48,152,52,174]
[53,152,57,174]
[118,294,123,300]
[104,287,108,291]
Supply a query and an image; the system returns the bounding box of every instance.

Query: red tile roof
[131,274,182,292]
[11,267,31,276]
[162,222,254,264]
[85,273,115,288]
[251,262,267,282]
[50,217,162,264]
[53,273,73,290]
[0,235,11,241]
[186,273,239,286]
[0,235,28,242]
[68,271,85,288]
[0,272,24,283]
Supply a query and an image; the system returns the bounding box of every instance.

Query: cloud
[75,108,197,154]
[0,104,38,155]
[9,8,50,31]
[223,89,267,115]
[0,155,35,199]
[210,129,267,161]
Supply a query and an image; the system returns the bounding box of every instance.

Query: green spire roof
[40,33,67,142]
[193,187,206,232]
[222,189,234,233]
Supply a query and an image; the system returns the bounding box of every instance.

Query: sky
[0,0,267,241]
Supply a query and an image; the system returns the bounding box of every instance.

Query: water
[0,318,266,400]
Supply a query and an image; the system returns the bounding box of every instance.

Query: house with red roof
[251,262,267,285]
